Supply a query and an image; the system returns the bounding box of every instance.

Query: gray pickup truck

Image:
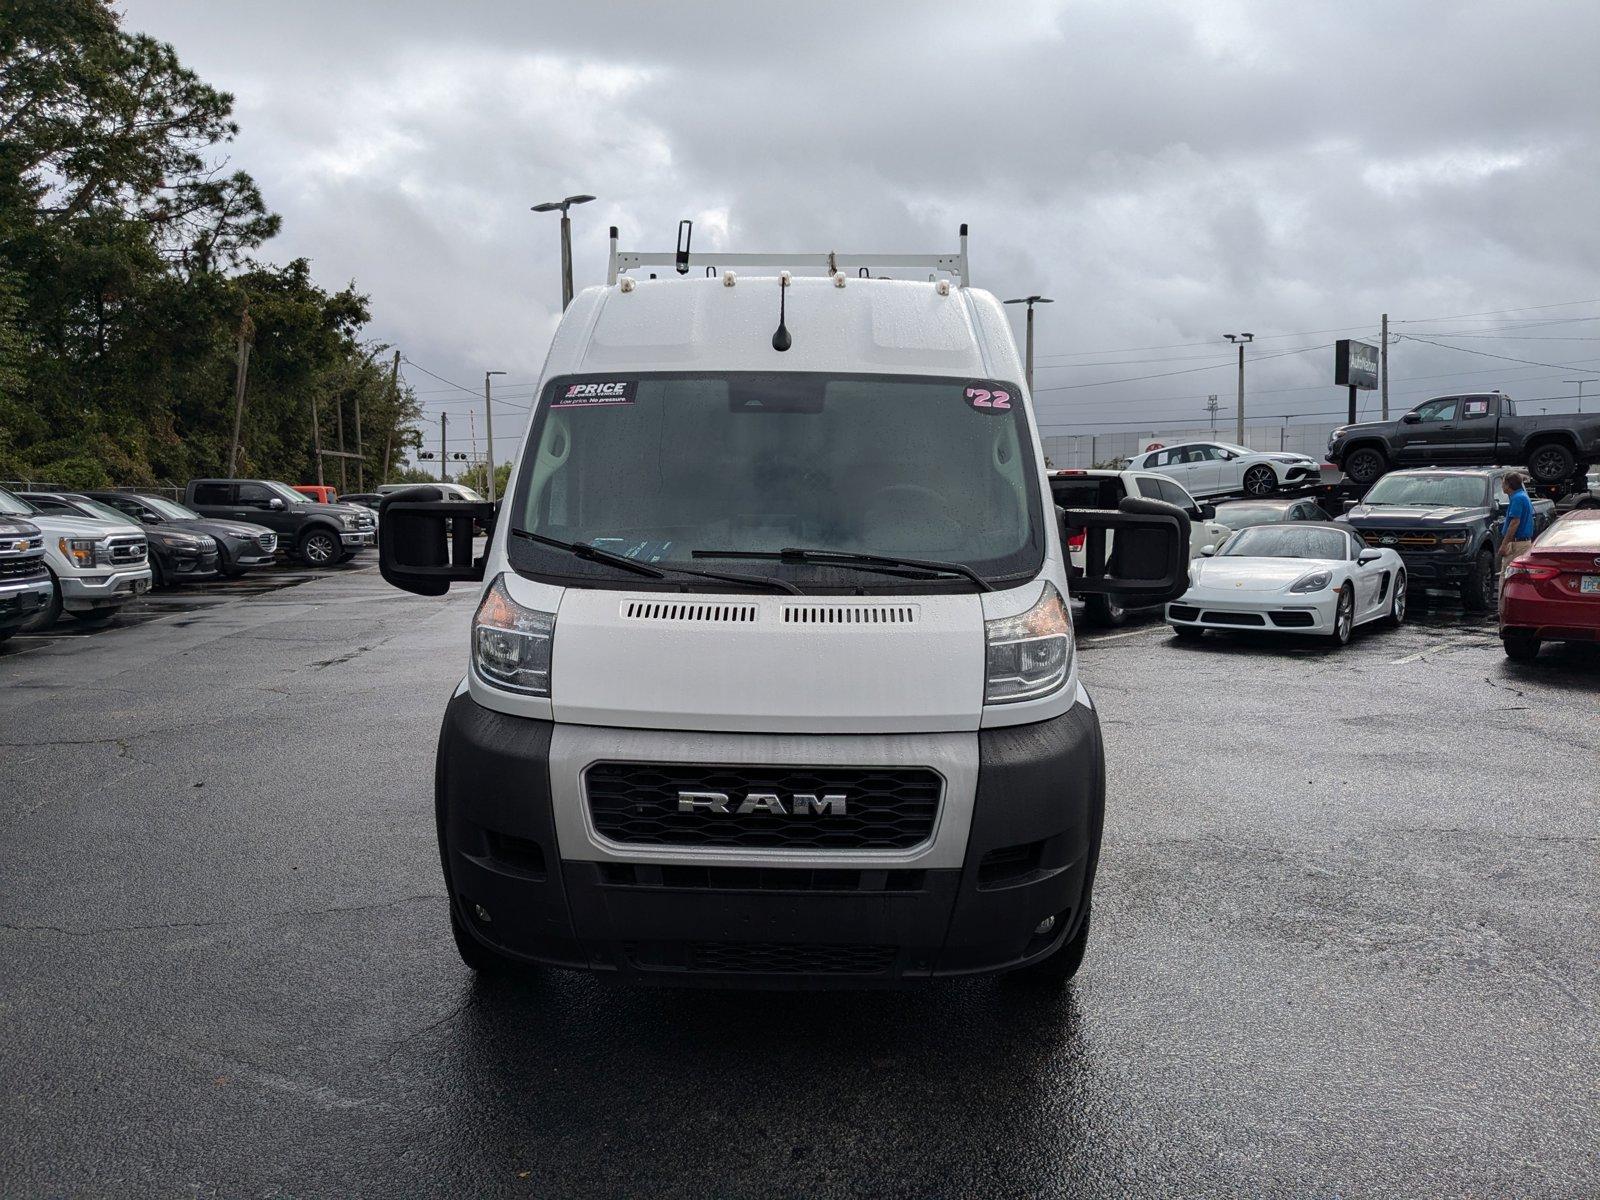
[1327,392,1600,488]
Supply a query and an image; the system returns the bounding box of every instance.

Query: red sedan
[1500,508,1600,660]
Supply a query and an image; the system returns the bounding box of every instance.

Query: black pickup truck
[1327,392,1600,488]
[184,478,376,568]
[1337,466,1555,611]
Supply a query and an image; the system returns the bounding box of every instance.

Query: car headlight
[1289,570,1332,593]
[339,513,357,529]
[984,581,1073,704]
[473,574,555,696]
[58,537,96,568]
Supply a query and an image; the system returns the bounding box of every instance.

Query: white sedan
[1166,523,1407,647]
[1126,441,1323,498]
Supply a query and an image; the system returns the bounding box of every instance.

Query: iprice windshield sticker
[553,380,636,407]
[964,382,1014,413]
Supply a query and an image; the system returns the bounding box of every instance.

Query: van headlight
[984,582,1073,704]
[473,574,554,695]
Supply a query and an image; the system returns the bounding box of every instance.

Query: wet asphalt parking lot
[1,561,1596,1198]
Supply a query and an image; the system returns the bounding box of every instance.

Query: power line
[1396,337,1600,373]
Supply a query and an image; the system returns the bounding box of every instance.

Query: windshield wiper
[511,529,800,594]
[691,546,993,592]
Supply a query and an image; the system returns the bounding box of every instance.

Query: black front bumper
[1394,553,1473,583]
[435,693,1105,988]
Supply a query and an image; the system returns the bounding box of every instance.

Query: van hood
[545,587,989,734]
[25,512,144,539]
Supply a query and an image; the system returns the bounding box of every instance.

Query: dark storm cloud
[120,0,1600,447]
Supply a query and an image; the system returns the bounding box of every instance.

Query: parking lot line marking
[1080,627,1165,645]
[1389,638,1487,665]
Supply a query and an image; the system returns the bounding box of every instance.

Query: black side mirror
[1197,503,1216,520]
[1401,412,1421,425]
[378,486,497,596]
[1061,496,1191,607]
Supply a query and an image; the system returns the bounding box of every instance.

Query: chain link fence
[1041,421,1340,470]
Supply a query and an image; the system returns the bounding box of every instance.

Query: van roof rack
[607,222,970,287]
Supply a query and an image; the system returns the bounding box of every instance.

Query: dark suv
[1337,467,1554,611]
[184,479,376,568]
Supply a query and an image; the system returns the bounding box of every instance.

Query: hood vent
[622,600,758,623]
[782,605,917,625]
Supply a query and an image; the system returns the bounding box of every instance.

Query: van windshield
[507,372,1044,592]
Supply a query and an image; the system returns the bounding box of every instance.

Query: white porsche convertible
[1166,523,1406,647]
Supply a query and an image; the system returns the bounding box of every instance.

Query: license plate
[1582,575,1600,594]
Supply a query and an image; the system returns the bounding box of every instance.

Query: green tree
[0,0,416,489]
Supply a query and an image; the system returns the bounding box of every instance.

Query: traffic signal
[417,450,436,460]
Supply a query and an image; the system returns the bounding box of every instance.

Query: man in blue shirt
[1498,471,1536,607]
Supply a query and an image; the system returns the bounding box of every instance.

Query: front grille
[630,941,897,976]
[585,762,942,850]
[1202,610,1266,626]
[781,605,917,625]
[1268,610,1317,627]
[622,600,757,623]
[101,537,146,565]
[1361,531,1469,551]
[0,555,47,581]
[598,863,926,893]
[256,533,278,552]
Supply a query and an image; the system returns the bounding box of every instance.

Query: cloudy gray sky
[122,0,1600,463]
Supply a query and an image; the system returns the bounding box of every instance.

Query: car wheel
[1344,447,1387,485]
[1527,443,1574,485]
[1085,594,1128,627]
[1008,906,1091,986]
[1242,464,1278,497]
[298,527,340,568]
[1171,624,1205,641]
[217,548,245,578]
[1326,584,1354,647]
[1462,549,1496,613]
[1383,571,1407,626]
[19,570,62,632]
[450,901,523,976]
[1502,633,1541,661]
[149,556,167,589]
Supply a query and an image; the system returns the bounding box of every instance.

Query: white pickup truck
[0,486,152,628]
[1048,468,1232,625]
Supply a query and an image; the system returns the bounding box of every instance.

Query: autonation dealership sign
[1335,339,1380,390]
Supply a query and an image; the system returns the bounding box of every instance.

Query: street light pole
[1003,295,1054,393]
[483,370,506,502]
[531,193,596,310]
[1564,378,1596,414]
[1223,333,1254,444]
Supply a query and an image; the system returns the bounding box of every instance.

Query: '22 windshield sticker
[553,380,636,407]
[964,382,1013,412]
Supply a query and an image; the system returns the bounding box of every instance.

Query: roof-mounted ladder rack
[607,223,970,287]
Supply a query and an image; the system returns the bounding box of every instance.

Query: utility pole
[353,389,365,492]
[1223,332,1254,444]
[1002,295,1054,393]
[531,193,596,309]
[1564,378,1596,413]
[439,412,448,483]
[484,370,506,502]
[1380,313,1390,419]
[382,351,401,485]
[1205,394,1220,430]
[311,393,325,486]
[334,392,348,493]
[226,302,254,477]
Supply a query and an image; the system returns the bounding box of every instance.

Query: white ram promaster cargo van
[380,228,1189,987]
